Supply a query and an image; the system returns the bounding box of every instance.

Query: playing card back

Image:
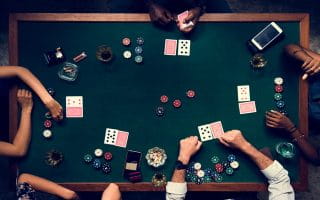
[164,39,177,56]
[239,101,257,114]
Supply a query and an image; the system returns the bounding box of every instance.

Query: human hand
[265,110,295,132]
[45,99,63,121]
[177,7,201,33]
[218,130,250,151]
[302,56,320,76]
[178,136,202,164]
[149,3,173,26]
[17,89,33,112]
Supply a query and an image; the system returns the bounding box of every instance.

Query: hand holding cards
[198,121,225,142]
[177,10,194,30]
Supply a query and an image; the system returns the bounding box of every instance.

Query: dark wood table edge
[8,13,309,192]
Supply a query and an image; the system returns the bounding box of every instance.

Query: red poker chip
[173,99,182,108]
[44,120,52,128]
[122,38,131,46]
[275,85,283,93]
[160,95,169,103]
[104,152,113,161]
[186,90,196,98]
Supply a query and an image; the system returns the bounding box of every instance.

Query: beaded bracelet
[293,49,304,54]
[293,134,305,142]
[288,126,297,134]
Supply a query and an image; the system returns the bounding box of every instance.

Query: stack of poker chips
[83,149,113,175]
[273,77,287,115]
[186,154,240,184]
[151,173,167,187]
[121,36,144,63]
[45,150,63,167]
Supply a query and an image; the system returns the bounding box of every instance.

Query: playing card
[178,40,191,56]
[177,10,189,22]
[104,128,118,145]
[164,39,177,56]
[198,124,214,142]
[239,101,257,114]
[115,130,129,148]
[210,121,224,138]
[237,85,250,102]
[66,96,83,118]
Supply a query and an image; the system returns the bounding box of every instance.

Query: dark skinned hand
[177,7,201,33]
[302,56,320,76]
[149,3,173,26]
[265,110,295,132]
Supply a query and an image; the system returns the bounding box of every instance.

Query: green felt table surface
[17,21,301,184]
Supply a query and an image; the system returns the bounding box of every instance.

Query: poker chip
[44,120,52,128]
[42,129,52,138]
[94,149,103,157]
[225,167,234,175]
[230,161,239,169]
[274,77,284,85]
[203,175,212,183]
[136,37,144,45]
[186,172,195,181]
[186,90,196,98]
[190,176,197,183]
[211,171,219,179]
[275,85,283,93]
[227,154,236,162]
[193,162,202,170]
[222,161,230,168]
[84,154,93,163]
[160,95,169,103]
[214,174,223,182]
[197,170,205,178]
[215,163,224,173]
[134,55,143,63]
[195,177,203,184]
[211,156,220,164]
[123,50,132,59]
[204,168,213,177]
[172,99,182,108]
[279,110,288,116]
[45,112,52,119]
[92,159,101,169]
[152,173,167,187]
[104,152,113,161]
[274,93,282,101]
[156,106,165,117]
[276,100,285,109]
[47,88,55,96]
[122,37,131,46]
[134,46,143,54]
[102,162,112,174]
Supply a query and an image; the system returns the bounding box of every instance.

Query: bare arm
[241,143,273,170]
[0,89,32,157]
[0,66,63,120]
[18,173,78,200]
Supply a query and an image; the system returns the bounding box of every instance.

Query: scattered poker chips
[151,173,167,187]
[42,129,52,139]
[230,161,239,169]
[214,174,223,182]
[276,100,285,109]
[122,37,131,46]
[156,106,165,117]
[195,177,203,184]
[172,99,182,108]
[186,90,196,98]
[47,88,55,96]
[194,162,202,170]
[160,95,169,103]
[134,46,143,54]
[104,152,113,161]
[275,85,283,93]
[44,120,52,128]
[196,170,205,178]
[274,93,282,101]
[227,154,236,162]
[222,161,229,168]
[136,37,144,45]
[45,112,52,119]
[102,162,112,174]
[84,154,93,163]
[215,163,224,173]
[134,55,143,63]
[94,149,103,157]
[92,159,101,169]
[225,167,234,175]
[274,77,284,85]
[211,156,220,164]
[123,50,132,59]
[45,150,63,167]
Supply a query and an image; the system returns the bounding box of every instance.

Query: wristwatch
[175,160,188,170]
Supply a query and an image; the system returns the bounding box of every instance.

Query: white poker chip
[274,77,284,85]
[193,162,202,170]
[123,50,132,59]
[94,149,103,157]
[230,161,239,169]
[42,129,52,138]
[196,170,205,178]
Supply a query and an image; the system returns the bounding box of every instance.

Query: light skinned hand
[218,130,250,151]
[17,89,33,111]
[178,136,202,164]
[265,110,295,132]
[177,7,201,33]
[45,99,63,121]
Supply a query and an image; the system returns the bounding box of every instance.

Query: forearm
[285,44,312,62]
[241,143,273,170]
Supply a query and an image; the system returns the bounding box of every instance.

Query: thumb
[196,141,202,150]
[184,13,194,23]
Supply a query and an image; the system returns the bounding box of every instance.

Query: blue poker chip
[102,162,112,174]
[204,168,214,177]
[276,100,285,109]
[134,46,143,54]
[134,55,143,63]
[195,177,203,185]
[227,154,236,162]
[92,159,101,169]
[136,37,144,45]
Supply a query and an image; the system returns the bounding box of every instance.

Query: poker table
[8,13,309,191]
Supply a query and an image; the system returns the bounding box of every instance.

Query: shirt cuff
[260,160,284,180]
[166,182,187,194]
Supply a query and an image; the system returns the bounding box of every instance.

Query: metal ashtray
[250,53,267,69]
[145,147,167,168]
[96,45,113,63]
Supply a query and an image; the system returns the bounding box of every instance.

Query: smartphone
[251,22,283,51]
[123,150,142,177]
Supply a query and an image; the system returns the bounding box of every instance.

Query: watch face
[176,160,187,170]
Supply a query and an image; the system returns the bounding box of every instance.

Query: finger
[312,66,320,75]
[302,59,310,68]
[305,62,315,72]
[196,141,202,150]
[164,10,173,21]
[266,122,277,128]
[17,89,22,97]
[218,137,230,147]
[265,111,279,118]
[265,116,280,123]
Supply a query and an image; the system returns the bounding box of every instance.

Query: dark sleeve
[314,148,320,166]
[192,0,207,7]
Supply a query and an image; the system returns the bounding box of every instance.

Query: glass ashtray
[145,147,167,168]
[57,62,79,81]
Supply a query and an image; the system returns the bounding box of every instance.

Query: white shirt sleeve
[166,182,187,200]
[260,160,295,200]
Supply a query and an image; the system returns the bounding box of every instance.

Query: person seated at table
[101,183,122,200]
[145,0,230,33]
[166,131,294,200]
[0,66,63,120]
[0,89,79,199]
[266,110,320,165]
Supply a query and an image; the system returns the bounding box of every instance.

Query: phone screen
[252,23,282,49]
